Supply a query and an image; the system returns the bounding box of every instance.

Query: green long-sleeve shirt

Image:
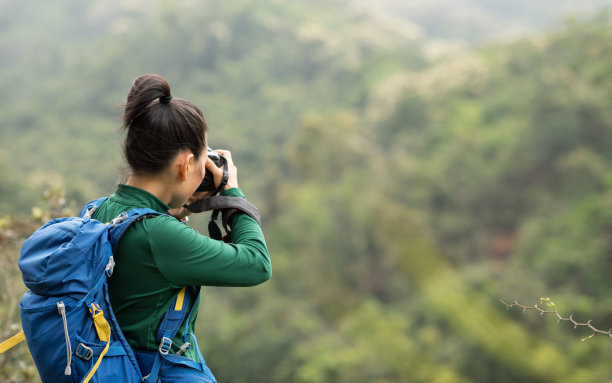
[92,184,271,361]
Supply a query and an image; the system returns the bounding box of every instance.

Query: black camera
[196,147,226,192]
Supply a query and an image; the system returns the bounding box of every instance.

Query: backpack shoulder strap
[107,208,167,252]
[155,286,196,350]
[79,197,109,218]
[144,286,201,382]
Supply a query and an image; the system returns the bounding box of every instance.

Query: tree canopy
[2,1,612,382]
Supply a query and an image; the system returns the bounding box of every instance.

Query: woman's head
[122,74,207,175]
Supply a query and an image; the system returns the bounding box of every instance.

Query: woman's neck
[126,174,174,206]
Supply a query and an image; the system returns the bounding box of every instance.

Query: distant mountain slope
[0,0,425,213]
[350,0,612,42]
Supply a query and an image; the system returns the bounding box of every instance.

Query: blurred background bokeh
[2,0,612,381]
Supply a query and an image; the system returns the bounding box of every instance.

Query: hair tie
[159,94,172,104]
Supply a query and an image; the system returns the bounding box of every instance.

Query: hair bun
[121,73,207,175]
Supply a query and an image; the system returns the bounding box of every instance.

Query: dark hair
[122,74,207,174]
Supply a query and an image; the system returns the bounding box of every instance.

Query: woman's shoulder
[139,214,194,238]
[115,214,191,254]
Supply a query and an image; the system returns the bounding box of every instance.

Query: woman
[91,74,271,382]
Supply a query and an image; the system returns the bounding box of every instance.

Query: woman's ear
[176,152,195,182]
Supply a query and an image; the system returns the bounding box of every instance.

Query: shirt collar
[111,184,171,213]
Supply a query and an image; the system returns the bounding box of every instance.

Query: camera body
[196,147,224,192]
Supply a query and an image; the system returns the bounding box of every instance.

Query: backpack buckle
[176,342,190,356]
[76,343,93,361]
[110,212,128,227]
[83,206,97,219]
[159,337,172,355]
[105,256,115,277]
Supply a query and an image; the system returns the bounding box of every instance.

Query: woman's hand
[168,150,238,221]
[208,149,239,190]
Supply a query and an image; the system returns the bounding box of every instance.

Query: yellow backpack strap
[174,286,186,310]
[81,303,111,383]
[0,331,26,354]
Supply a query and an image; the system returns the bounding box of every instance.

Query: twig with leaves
[501,297,612,345]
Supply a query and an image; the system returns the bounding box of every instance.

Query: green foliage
[2,1,612,382]
[0,202,47,382]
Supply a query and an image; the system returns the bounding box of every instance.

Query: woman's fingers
[215,150,238,190]
[205,157,225,189]
[215,149,232,162]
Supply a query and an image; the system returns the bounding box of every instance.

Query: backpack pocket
[71,335,141,383]
[20,293,78,382]
[133,349,217,383]
[20,292,142,383]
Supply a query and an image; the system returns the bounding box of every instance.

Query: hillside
[350,0,612,42]
[0,0,425,214]
[2,0,612,382]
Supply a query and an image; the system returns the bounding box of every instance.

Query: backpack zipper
[57,301,72,375]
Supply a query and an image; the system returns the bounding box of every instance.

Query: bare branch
[501,298,612,345]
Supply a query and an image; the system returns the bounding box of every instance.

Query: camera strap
[185,196,261,241]
[212,156,230,196]
[186,196,261,224]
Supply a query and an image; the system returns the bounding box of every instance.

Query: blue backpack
[17,198,200,383]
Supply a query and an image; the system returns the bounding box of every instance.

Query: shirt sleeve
[145,188,272,287]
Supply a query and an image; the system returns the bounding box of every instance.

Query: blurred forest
[2,0,612,382]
